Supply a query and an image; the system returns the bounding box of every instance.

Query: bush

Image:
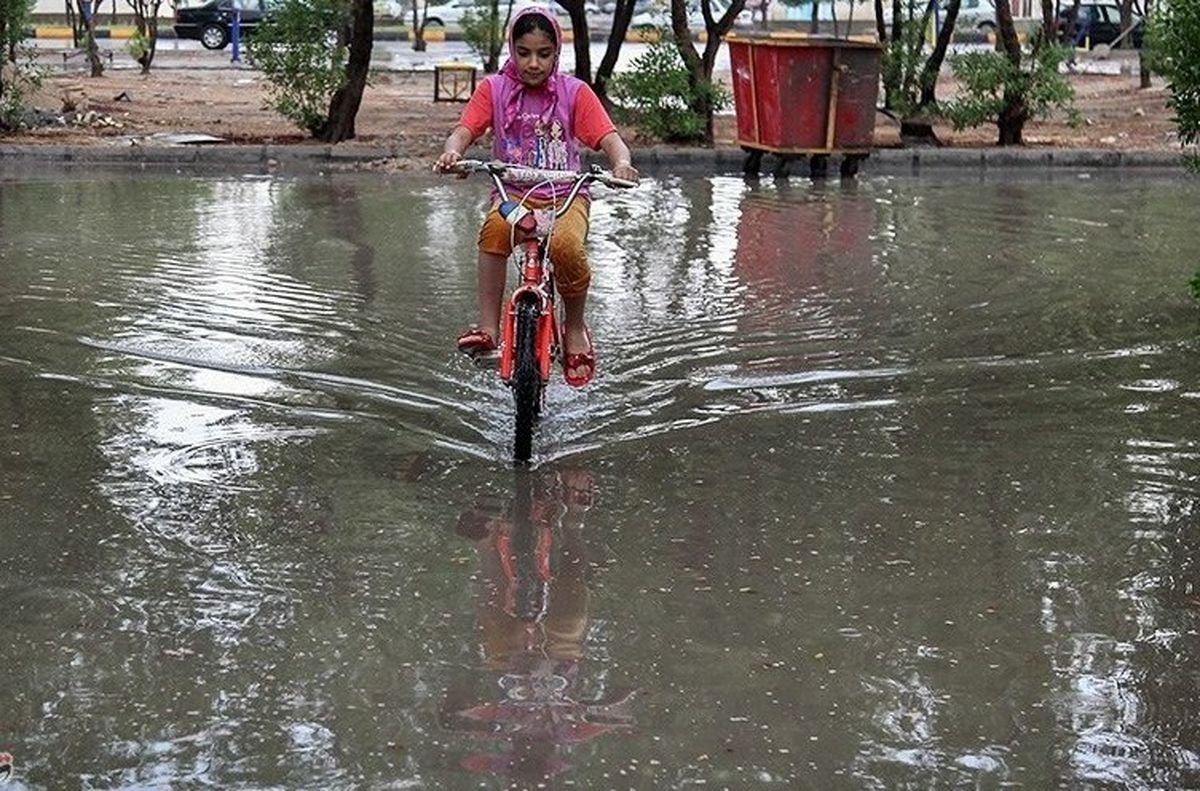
[245,0,348,135]
[608,34,730,143]
[1145,0,1200,149]
[942,42,1078,132]
[880,0,935,116]
[1,49,43,133]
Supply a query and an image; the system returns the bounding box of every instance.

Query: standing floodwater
[1,169,1198,788]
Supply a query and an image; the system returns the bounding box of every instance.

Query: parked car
[174,0,270,50]
[1056,2,1144,48]
[398,0,563,27]
[630,0,752,29]
[953,0,998,32]
[601,0,653,16]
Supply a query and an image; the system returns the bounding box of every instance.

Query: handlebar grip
[443,158,487,175]
[602,176,638,189]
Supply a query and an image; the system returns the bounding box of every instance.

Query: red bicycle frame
[498,236,558,385]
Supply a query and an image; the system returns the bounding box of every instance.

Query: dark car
[1057,2,1144,48]
[174,0,269,50]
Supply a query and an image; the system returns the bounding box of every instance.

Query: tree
[874,0,961,145]
[461,0,514,73]
[321,0,373,141]
[1,0,41,131]
[124,0,164,73]
[246,0,373,143]
[942,0,1075,145]
[669,0,747,142]
[409,0,430,51]
[1145,0,1200,152]
[76,0,105,77]
[556,0,592,82]
[1,0,33,62]
[577,0,637,105]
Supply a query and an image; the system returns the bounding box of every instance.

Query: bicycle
[443,160,634,462]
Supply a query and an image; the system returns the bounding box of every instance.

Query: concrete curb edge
[0,143,1189,175]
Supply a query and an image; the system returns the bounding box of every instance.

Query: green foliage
[1,0,34,50]
[126,28,151,61]
[880,0,935,116]
[608,33,730,143]
[461,5,505,72]
[1145,0,1200,149]
[942,41,1078,131]
[1191,269,1200,302]
[1,45,43,133]
[245,0,348,135]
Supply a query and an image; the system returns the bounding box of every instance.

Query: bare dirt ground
[6,53,1181,163]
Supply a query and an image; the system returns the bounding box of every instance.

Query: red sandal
[562,327,595,388]
[456,327,497,357]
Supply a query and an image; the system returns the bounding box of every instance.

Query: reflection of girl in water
[441,470,636,782]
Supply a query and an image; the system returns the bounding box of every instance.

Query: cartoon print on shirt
[545,119,569,171]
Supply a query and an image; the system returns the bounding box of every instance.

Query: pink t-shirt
[459,79,617,151]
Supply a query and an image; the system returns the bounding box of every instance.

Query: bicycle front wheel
[512,298,542,463]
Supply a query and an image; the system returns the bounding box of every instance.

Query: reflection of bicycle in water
[441,469,636,781]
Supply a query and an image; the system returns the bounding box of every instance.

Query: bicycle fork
[499,240,558,385]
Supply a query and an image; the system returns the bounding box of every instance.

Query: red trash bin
[727,33,882,176]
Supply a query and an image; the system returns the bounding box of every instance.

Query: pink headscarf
[497,6,565,139]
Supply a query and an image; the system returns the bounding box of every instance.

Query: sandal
[456,327,497,357]
[562,327,595,388]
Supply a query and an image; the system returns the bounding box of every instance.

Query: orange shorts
[478,196,591,298]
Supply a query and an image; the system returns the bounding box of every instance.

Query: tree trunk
[809,0,819,34]
[84,25,103,77]
[556,0,591,81]
[1138,0,1152,87]
[410,0,426,51]
[998,98,1027,144]
[1118,0,1133,47]
[917,0,959,109]
[593,0,635,104]
[994,0,1026,144]
[1039,0,1054,43]
[484,0,501,73]
[318,0,373,142]
[82,0,103,77]
[670,0,745,143]
[874,0,887,42]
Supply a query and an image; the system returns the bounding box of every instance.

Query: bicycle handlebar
[445,159,638,192]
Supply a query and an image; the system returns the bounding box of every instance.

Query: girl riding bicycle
[434,6,640,388]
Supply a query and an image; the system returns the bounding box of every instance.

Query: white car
[630,0,752,29]
[392,0,564,27]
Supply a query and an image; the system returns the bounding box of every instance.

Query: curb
[0,143,1189,175]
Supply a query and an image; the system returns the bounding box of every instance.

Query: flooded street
[2,168,1199,788]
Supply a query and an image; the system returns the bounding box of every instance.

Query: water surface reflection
[2,170,1200,788]
[442,469,636,782]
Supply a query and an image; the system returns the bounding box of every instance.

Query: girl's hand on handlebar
[434,150,462,173]
[612,162,639,184]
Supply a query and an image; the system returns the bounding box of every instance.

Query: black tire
[201,23,228,49]
[512,299,542,463]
